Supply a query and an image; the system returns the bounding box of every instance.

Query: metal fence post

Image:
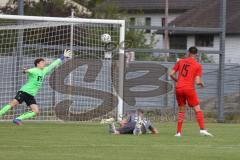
[15,0,24,91]
[217,0,226,122]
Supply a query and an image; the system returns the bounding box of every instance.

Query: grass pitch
[0,122,240,160]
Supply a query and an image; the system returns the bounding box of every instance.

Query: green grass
[0,122,240,160]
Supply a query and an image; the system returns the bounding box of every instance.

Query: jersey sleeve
[173,61,180,72]
[196,64,202,77]
[43,59,62,75]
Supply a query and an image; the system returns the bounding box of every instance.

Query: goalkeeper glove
[59,49,72,61]
[23,68,27,74]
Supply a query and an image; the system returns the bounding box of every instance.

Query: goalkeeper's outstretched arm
[43,49,72,75]
[23,68,36,74]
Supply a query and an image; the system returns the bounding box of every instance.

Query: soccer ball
[101,33,111,43]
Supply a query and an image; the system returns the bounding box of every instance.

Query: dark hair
[188,46,198,54]
[137,109,144,114]
[34,58,45,67]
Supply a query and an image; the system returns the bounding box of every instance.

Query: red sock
[196,110,204,130]
[177,112,185,133]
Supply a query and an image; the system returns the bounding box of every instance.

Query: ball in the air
[101,33,111,43]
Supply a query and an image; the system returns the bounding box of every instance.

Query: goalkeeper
[0,49,72,125]
[104,109,158,135]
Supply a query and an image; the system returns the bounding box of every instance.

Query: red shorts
[176,88,199,107]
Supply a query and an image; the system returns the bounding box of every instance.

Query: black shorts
[15,91,37,106]
[117,122,146,134]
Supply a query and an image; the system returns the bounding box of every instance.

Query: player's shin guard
[177,112,185,133]
[196,110,204,130]
[16,111,36,121]
[0,104,11,116]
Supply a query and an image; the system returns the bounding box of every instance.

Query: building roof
[106,0,204,13]
[170,0,240,34]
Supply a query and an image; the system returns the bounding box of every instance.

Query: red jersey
[173,57,202,89]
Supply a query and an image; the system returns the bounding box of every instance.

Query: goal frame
[0,14,125,121]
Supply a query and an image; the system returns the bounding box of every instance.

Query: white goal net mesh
[0,16,124,121]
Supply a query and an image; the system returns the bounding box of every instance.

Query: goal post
[117,20,125,121]
[0,14,125,121]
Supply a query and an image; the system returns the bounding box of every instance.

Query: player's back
[175,57,202,90]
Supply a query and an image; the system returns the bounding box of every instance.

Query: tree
[88,0,158,60]
[1,0,158,60]
[0,0,88,17]
[200,53,215,63]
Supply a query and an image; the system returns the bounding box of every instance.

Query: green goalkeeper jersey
[20,59,62,96]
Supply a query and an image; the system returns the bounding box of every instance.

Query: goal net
[0,15,125,121]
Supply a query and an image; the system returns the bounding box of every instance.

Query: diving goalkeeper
[102,109,158,135]
[0,49,72,125]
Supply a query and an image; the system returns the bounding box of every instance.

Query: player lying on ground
[170,46,213,137]
[103,109,158,135]
[0,49,72,125]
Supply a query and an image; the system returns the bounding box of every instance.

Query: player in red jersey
[170,47,213,137]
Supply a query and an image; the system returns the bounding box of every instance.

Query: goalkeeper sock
[0,104,11,116]
[196,110,204,130]
[177,112,185,133]
[16,111,36,120]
